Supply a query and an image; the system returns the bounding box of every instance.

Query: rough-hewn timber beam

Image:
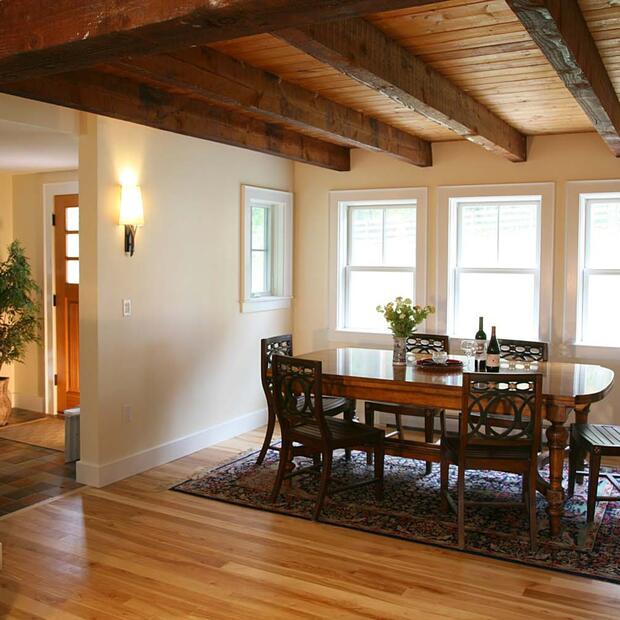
[506,0,620,157]
[0,0,442,83]
[276,18,527,162]
[113,47,432,167]
[1,71,350,171]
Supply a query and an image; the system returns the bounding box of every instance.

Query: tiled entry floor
[0,437,81,516]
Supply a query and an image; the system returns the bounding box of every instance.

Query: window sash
[250,205,272,298]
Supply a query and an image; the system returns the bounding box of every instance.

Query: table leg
[546,406,569,537]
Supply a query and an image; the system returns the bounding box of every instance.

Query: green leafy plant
[0,241,41,376]
[376,297,435,338]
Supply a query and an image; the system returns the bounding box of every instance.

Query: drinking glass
[461,339,475,370]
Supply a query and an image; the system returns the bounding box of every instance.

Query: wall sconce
[119,184,144,257]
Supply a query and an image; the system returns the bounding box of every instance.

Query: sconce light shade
[119,184,144,257]
[119,185,144,226]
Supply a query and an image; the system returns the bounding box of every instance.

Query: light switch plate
[122,299,132,317]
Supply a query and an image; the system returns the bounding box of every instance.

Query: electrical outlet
[122,299,132,317]
[122,404,133,423]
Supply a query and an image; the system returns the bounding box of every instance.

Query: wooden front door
[54,194,80,413]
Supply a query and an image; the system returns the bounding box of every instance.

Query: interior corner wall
[77,115,293,487]
[11,169,78,412]
[0,174,14,391]
[292,133,620,425]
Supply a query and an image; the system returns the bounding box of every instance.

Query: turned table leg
[546,406,569,537]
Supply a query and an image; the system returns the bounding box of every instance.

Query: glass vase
[392,336,407,365]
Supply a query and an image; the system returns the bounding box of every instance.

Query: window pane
[251,206,268,251]
[251,250,268,296]
[586,200,620,269]
[66,260,79,285]
[582,274,620,345]
[454,272,536,339]
[498,204,538,267]
[347,270,414,331]
[66,233,79,258]
[65,207,79,232]
[459,205,498,267]
[349,208,382,266]
[383,208,416,267]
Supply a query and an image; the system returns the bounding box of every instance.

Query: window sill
[328,328,393,346]
[560,341,620,362]
[240,296,292,313]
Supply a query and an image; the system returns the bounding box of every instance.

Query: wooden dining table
[295,347,615,537]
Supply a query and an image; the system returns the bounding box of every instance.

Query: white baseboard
[12,393,45,413]
[76,407,268,488]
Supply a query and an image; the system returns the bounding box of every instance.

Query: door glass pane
[458,204,498,267]
[66,233,79,258]
[498,203,538,268]
[586,201,620,269]
[383,208,416,267]
[347,270,414,331]
[66,260,79,285]
[349,208,382,266]
[454,272,536,339]
[582,274,620,345]
[65,207,79,232]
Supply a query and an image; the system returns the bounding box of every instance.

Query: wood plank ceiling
[0,0,619,170]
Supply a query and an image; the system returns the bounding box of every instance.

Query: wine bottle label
[486,354,500,368]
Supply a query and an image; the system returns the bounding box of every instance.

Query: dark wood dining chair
[365,333,449,474]
[499,339,548,363]
[258,334,356,465]
[270,354,385,520]
[440,372,543,551]
[568,424,620,523]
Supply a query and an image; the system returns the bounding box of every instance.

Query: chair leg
[521,473,527,503]
[365,403,375,466]
[457,465,466,549]
[440,456,449,513]
[374,441,384,501]
[395,413,404,440]
[568,431,578,497]
[344,404,355,462]
[424,411,434,475]
[528,466,538,553]
[314,449,333,521]
[257,405,276,465]
[270,440,290,502]
[587,451,601,524]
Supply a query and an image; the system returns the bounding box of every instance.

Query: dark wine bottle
[474,316,487,371]
[486,326,500,372]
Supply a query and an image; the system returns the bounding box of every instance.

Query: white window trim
[240,185,293,313]
[436,183,554,345]
[563,180,620,359]
[328,187,428,345]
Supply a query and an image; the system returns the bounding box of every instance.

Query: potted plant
[376,297,435,365]
[0,241,41,425]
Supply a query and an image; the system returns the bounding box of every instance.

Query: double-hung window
[439,184,554,341]
[330,188,427,337]
[568,186,620,346]
[241,186,293,313]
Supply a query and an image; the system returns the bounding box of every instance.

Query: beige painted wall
[78,115,293,482]
[0,174,13,388]
[292,133,620,424]
[11,170,79,410]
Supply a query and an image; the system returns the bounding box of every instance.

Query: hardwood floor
[0,427,619,619]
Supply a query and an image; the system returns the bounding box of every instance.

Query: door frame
[42,181,79,416]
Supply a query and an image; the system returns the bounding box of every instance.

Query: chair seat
[573,424,620,452]
[442,432,532,461]
[293,418,383,445]
[366,401,439,415]
[322,396,349,413]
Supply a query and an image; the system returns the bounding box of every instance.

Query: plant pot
[392,336,407,365]
[0,377,11,426]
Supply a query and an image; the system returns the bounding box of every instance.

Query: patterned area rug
[173,449,620,583]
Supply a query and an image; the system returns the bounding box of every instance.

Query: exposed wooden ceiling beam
[506,0,620,157]
[276,18,527,162]
[1,71,350,171]
[0,0,442,84]
[112,48,432,167]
